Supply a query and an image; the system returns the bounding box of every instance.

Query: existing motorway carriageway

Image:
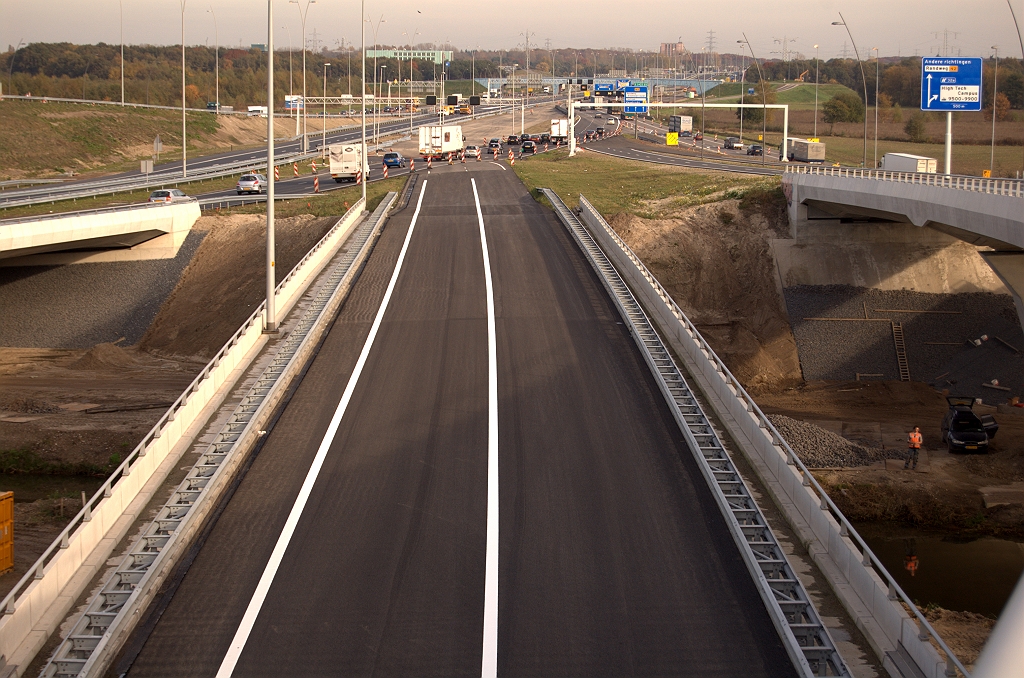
[114,162,799,676]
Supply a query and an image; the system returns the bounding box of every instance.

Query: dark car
[941,396,998,453]
[680,130,692,138]
[596,126,605,137]
[521,140,537,154]
[521,133,535,143]
[747,145,764,156]
[539,132,551,144]
[584,130,595,140]
[507,134,521,145]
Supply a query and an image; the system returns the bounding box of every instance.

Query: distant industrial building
[366,49,453,64]
[660,42,686,56]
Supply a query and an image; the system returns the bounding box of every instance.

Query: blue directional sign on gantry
[920,57,983,111]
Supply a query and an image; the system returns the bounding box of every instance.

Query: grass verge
[512,147,778,218]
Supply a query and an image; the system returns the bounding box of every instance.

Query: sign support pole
[568,101,576,157]
[945,111,953,176]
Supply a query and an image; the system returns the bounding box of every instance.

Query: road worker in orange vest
[904,426,922,470]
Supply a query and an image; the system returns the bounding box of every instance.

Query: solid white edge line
[471,177,500,678]
[215,179,430,678]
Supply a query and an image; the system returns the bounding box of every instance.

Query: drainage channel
[540,188,850,678]
[43,195,397,678]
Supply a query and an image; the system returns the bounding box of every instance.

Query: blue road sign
[615,79,630,91]
[920,57,983,111]
[624,85,648,114]
[594,83,614,92]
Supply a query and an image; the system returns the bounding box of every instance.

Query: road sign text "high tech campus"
[920,57,983,112]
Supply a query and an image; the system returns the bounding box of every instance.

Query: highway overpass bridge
[0,158,1004,678]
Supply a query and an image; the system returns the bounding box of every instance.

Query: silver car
[148,188,189,203]
[236,173,268,195]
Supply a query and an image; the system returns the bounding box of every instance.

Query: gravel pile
[784,286,1024,397]
[768,414,901,468]
[0,231,204,349]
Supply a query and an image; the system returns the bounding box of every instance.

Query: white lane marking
[471,177,499,678]
[215,180,430,678]
[488,162,507,171]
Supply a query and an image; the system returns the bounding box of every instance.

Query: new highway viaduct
[782,166,1024,330]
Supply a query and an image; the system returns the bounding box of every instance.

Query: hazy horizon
[1,0,1020,63]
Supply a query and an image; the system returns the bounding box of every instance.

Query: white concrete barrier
[0,201,200,264]
[576,195,966,678]
[0,199,367,673]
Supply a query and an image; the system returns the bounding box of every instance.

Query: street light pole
[360,0,366,207]
[738,36,769,166]
[739,53,745,145]
[265,0,277,332]
[872,47,879,168]
[208,6,219,115]
[991,46,999,175]
[119,0,124,106]
[180,0,187,178]
[813,44,819,138]
[284,25,293,120]
[291,0,316,152]
[832,13,869,167]
[323,63,330,153]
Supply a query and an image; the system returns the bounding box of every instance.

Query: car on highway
[680,130,692,137]
[382,152,406,168]
[521,140,537,154]
[596,127,605,137]
[487,139,502,153]
[747,145,764,156]
[464,145,482,159]
[521,133,536,143]
[148,188,189,203]
[724,137,744,150]
[507,134,521,145]
[539,132,551,144]
[941,396,998,453]
[608,117,617,125]
[235,173,268,195]
[693,131,704,141]
[584,130,595,141]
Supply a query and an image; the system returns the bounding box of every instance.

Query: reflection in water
[862,525,1024,617]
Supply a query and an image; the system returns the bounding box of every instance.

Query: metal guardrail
[542,189,849,678]
[785,164,1024,197]
[567,191,970,678]
[42,193,396,677]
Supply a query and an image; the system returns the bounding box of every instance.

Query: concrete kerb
[68,193,396,677]
[575,195,963,678]
[0,198,373,675]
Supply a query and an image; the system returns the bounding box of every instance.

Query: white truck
[418,125,465,158]
[785,138,826,164]
[329,144,369,183]
[550,118,569,143]
[881,153,937,173]
[668,115,693,133]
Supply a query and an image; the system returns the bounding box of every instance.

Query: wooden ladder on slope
[892,322,911,382]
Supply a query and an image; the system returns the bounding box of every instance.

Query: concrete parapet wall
[0,201,200,264]
[578,197,957,678]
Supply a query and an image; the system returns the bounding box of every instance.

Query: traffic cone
[311,159,317,173]
[274,166,279,181]
[293,163,299,177]
[461,151,466,163]
[314,175,320,193]
[427,156,432,170]
[383,164,389,179]
[356,170,362,185]
[410,158,416,172]
[477,152,481,162]
[544,143,549,152]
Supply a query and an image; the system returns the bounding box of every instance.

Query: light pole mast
[323,63,330,153]
[119,0,124,106]
[832,13,869,167]
[180,0,187,178]
[291,0,316,152]
[208,6,219,115]
[813,44,819,138]
[265,0,277,332]
[360,0,366,207]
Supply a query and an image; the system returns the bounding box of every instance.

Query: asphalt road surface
[119,163,796,677]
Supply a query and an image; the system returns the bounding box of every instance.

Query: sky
[0,0,1020,61]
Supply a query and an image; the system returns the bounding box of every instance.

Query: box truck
[550,118,569,143]
[785,138,826,164]
[881,153,937,173]
[419,125,465,158]
[668,115,693,133]
[329,144,369,182]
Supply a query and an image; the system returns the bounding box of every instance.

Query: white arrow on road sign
[926,74,938,107]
